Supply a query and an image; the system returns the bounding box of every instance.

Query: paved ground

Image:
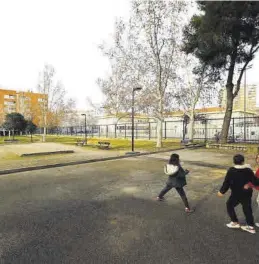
[0,143,124,171]
[0,149,259,263]
[0,142,87,155]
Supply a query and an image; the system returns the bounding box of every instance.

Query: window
[4,101,16,106]
[4,106,16,113]
[4,94,15,99]
[38,98,46,102]
[20,96,30,101]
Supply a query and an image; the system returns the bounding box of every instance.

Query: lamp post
[126,87,142,154]
[81,113,87,143]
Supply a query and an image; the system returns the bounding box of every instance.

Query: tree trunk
[221,87,234,143]
[156,119,162,148]
[43,127,46,142]
[12,129,15,140]
[221,52,236,143]
[31,133,33,142]
[188,111,195,142]
[156,98,163,148]
[42,113,47,142]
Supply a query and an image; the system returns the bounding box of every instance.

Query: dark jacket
[164,164,187,188]
[220,164,259,198]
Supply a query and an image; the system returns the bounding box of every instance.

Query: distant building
[61,108,103,127]
[91,107,257,140]
[0,88,47,126]
[221,85,257,112]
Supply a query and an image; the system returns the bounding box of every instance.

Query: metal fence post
[106,125,108,138]
[125,125,127,139]
[115,124,117,138]
[232,118,235,142]
[149,122,151,140]
[205,119,208,143]
[165,121,167,139]
[182,120,185,140]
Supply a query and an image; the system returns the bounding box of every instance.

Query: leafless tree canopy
[98,0,190,147]
[37,64,76,141]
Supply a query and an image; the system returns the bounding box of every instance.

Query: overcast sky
[0,0,258,109]
[0,0,130,109]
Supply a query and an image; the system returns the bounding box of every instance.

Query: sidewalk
[0,142,184,174]
[0,149,124,171]
[1,142,254,175]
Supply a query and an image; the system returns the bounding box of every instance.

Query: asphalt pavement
[0,152,258,264]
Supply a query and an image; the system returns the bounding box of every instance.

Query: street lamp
[81,113,87,143]
[126,86,142,154]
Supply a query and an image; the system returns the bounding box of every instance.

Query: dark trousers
[226,195,254,226]
[158,185,190,209]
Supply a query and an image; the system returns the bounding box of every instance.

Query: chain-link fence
[34,116,259,143]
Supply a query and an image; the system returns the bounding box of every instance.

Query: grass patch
[45,135,79,144]
[0,135,42,144]
[44,135,182,150]
[0,135,182,152]
[206,142,259,154]
[80,138,181,151]
[1,152,21,160]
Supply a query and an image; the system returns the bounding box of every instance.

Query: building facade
[89,107,257,141]
[221,85,257,112]
[0,88,47,126]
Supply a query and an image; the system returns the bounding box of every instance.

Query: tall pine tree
[183,1,259,142]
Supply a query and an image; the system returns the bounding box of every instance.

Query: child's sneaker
[241,225,256,234]
[156,197,165,201]
[185,208,194,213]
[226,222,240,229]
[255,223,259,228]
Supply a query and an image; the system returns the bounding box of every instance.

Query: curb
[20,150,74,157]
[0,147,186,176]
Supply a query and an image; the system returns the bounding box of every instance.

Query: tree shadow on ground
[1,195,259,264]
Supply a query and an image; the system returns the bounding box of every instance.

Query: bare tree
[99,0,189,147]
[37,64,72,141]
[97,72,132,124]
[175,56,217,142]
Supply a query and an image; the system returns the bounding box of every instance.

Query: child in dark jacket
[246,153,259,227]
[157,153,193,213]
[218,154,259,234]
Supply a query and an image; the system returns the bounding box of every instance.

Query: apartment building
[221,85,257,112]
[0,88,47,126]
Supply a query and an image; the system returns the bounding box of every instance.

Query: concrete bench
[97,141,110,149]
[76,140,87,146]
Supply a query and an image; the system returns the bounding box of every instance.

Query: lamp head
[133,87,142,92]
